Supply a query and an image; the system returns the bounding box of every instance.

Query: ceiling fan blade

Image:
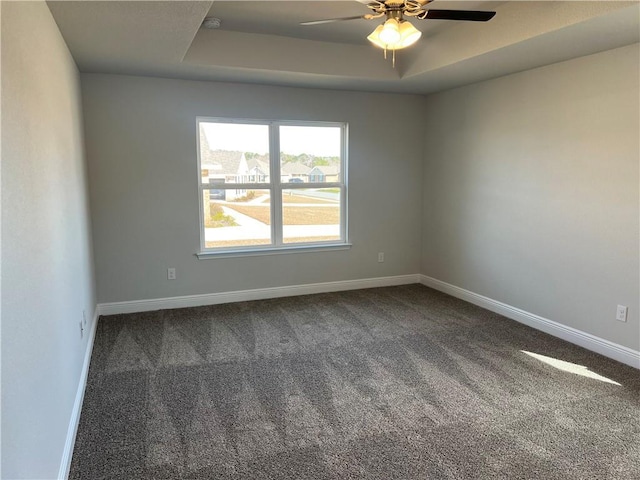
[300,15,366,26]
[425,9,496,22]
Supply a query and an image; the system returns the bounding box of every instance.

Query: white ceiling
[47,1,640,94]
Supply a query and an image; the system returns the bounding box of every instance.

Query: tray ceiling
[47,1,640,94]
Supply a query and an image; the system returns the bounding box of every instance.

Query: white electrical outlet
[167,267,176,280]
[378,252,384,263]
[616,305,628,322]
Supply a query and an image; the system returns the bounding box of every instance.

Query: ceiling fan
[301,0,496,65]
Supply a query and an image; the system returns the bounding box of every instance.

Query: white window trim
[195,117,349,257]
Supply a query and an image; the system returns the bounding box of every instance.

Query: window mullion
[341,122,348,243]
[270,124,283,246]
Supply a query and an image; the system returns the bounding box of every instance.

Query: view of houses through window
[197,119,347,252]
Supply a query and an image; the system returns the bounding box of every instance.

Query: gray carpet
[70,285,640,479]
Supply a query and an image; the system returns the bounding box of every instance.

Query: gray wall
[422,44,640,351]
[81,75,424,303]
[1,2,96,479]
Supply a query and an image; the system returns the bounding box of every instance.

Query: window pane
[280,125,341,184]
[282,188,341,244]
[203,189,271,248]
[199,122,270,185]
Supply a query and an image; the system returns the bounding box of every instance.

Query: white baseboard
[97,274,639,368]
[419,275,640,369]
[58,307,99,480]
[97,274,421,316]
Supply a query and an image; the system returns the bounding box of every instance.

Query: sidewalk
[207,202,339,241]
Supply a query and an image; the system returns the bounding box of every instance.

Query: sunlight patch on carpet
[521,351,621,386]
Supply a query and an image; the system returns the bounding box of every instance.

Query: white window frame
[196,117,350,258]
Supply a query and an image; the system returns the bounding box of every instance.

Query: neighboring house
[200,149,247,201]
[200,127,270,200]
[200,127,313,187]
[309,165,340,183]
[281,162,311,182]
[247,157,269,183]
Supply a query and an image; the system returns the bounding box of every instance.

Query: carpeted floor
[70,284,640,479]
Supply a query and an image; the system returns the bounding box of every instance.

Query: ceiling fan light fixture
[378,18,401,45]
[366,24,386,49]
[368,19,421,51]
[398,20,421,48]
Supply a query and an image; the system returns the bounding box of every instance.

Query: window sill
[196,243,352,260]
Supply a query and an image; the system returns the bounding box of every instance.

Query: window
[196,118,348,256]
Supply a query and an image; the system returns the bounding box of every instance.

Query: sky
[202,122,341,157]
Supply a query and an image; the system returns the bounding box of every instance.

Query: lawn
[280,194,337,204]
[215,202,339,225]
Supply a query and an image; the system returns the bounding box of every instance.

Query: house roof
[247,157,269,175]
[201,135,312,177]
[201,149,244,175]
[282,163,311,175]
